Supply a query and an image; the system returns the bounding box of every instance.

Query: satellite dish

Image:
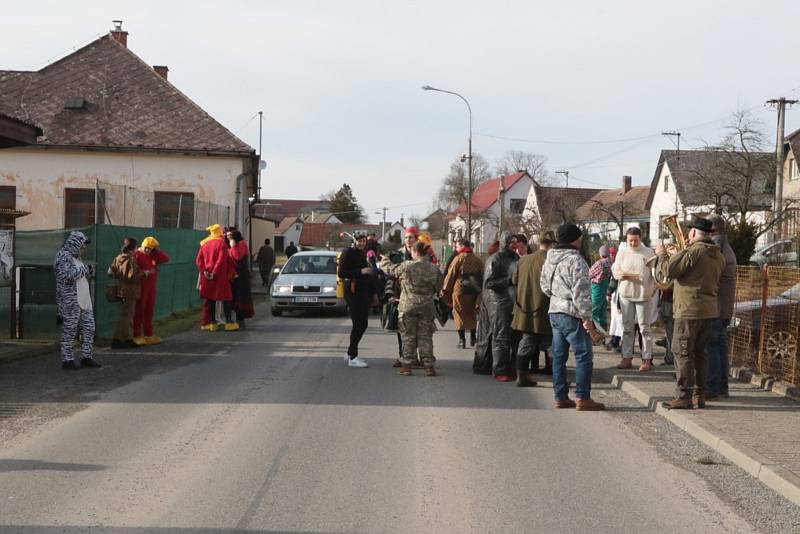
[259,160,267,170]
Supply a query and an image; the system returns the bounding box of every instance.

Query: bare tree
[587,197,642,241]
[691,110,787,239]
[435,153,492,211]
[494,150,552,185]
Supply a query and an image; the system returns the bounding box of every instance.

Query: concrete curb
[612,373,800,507]
[730,365,800,402]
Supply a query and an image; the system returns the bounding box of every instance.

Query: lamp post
[422,85,473,242]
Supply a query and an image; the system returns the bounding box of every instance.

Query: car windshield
[283,255,337,275]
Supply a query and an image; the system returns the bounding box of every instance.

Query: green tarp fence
[14,224,205,340]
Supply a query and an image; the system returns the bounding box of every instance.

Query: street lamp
[422,85,473,242]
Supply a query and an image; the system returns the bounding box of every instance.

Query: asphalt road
[0,313,759,533]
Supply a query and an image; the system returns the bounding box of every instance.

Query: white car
[270,251,346,316]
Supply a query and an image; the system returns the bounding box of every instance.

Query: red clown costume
[196,224,236,331]
[132,236,170,344]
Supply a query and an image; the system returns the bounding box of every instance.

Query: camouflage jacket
[379,257,443,313]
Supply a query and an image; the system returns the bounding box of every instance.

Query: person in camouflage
[380,241,443,376]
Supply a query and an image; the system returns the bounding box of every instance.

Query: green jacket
[656,239,724,320]
[511,249,551,334]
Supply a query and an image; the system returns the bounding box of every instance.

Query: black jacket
[485,248,518,308]
[338,247,374,295]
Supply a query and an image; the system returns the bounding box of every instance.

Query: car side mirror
[273,267,281,274]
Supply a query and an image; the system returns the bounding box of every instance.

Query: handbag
[433,297,449,327]
[105,283,122,303]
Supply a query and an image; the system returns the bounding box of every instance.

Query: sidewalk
[0,340,59,365]
[593,346,800,507]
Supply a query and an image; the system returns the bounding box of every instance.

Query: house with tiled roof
[782,129,800,237]
[0,23,257,231]
[252,199,332,224]
[299,223,382,250]
[573,176,650,243]
[448,171,535,252]
[645,149,773,246]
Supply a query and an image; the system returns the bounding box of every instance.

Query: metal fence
[730,265,800,385]
[96,180,230,230]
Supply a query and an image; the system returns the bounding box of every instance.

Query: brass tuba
[647,214,686,290]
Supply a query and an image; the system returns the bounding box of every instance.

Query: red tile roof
[275,217,302,235]
[0,34,253,154]
[299,223,381,248]
[453,172,528,217]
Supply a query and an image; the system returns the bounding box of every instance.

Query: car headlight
[273,285,291,294]
[322,286,336,294]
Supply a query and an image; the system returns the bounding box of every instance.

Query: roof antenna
[112,20,123,31]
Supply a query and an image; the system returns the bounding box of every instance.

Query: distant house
[0,24,257,232]
[782,129,800,237]
[299,223,382,250]
[523,184,603,235]
[301,212,342,224]
[252,199,331,224]
[448,171,536,252]
[645,149,774,246]
[574,176,650,244]
[274,217,304,253]
[422,209,449,239]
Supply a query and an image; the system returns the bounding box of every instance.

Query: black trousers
[208,300,232,323]
[516,331,552,373]
[345,292,371,358]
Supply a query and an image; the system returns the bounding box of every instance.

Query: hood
[274,273,336,288]
[61,231,90,257]
[545,247,580,266]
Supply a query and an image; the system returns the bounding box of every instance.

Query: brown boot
[693,394,706,409]
[398,366,412,376]
[554,398,577,409]
[616,357,633,369]
[576,398,606,411]
[662,398,693,410]
[425,366,437,377]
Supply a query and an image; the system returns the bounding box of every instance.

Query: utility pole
[767,97,798,240]
[257,111,263,201]
[556,170,570,188]
[381,207,387,242]
[661,131,681,167]
[498,180,506,237]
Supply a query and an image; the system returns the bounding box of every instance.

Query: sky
[3,1,800,224]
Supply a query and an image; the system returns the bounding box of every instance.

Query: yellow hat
[418,233,432,245]
[206,224,223,237]
[142,236,159,249]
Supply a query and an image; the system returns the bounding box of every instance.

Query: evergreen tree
[328,183,365,223]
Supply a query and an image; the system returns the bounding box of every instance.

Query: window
[153,192,195,229]
[65,188,105,227]
[509,198,526,214]
[0,186,15,210]
[663,175,669,192]
[791,160,799,181]
[295,224,301,231]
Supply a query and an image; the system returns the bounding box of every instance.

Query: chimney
[153,65,169,80]
[110,20,128,47]
[622,175,632,193]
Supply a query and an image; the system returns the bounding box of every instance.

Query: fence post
[758,265,769,373]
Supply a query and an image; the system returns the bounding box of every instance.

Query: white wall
[0,148,248,231]
[648,162,685,244]
[281,222,303,250]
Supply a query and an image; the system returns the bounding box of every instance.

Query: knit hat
[557,223,582,244]
[599,245,609,257]
[404,226,419,238]
[142,236,159,249]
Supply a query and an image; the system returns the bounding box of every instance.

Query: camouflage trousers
[399,306,436,367]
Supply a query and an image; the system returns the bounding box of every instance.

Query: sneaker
[62,360,80,370]
[576,398,605,411]
[80,358,102,368]
[132,337,148,346]
[224,322,240,332]
[348,356,368,368]
[145,336,162,345]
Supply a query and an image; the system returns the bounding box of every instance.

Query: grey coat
[540,245,592,321]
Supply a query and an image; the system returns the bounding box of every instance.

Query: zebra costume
[54,231,95,363]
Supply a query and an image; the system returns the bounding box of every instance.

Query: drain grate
[0,403,32,420]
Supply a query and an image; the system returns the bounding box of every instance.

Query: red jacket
[135,248,170,292]
[229,240,249,264]
[195,237,235,301]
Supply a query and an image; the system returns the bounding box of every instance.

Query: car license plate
[295,296,318,303]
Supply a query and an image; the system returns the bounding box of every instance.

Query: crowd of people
[337,214,733,412]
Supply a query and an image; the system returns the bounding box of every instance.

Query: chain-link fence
[730,265,800,385]
[96,180,230,230]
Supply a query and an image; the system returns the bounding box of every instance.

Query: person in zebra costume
[54,231,101,370]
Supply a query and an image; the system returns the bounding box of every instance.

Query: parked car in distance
[749,238,798,267]
[270,251,346,316]
[732,282,800,360]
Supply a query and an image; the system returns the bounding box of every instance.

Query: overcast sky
[4,1,800,223]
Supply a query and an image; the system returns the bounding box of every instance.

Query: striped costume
[54,231,95,362]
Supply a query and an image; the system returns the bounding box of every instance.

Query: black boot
[469,330,476,347]
[457,330,466,349]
